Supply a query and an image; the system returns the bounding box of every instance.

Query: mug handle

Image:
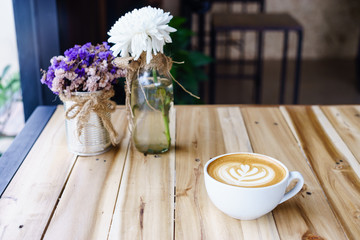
[279,171,304,204]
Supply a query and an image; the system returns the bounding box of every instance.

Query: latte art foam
[207,154,286,188]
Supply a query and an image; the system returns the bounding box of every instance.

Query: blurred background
[0,0,359,154]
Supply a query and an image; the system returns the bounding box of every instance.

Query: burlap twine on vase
[113,52,199,132]
[59,89,119,145]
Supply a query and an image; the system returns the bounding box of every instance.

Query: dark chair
[185,1,303,104]
[182,0,265,102]
[183,0,264,51]
[209,12,303,104]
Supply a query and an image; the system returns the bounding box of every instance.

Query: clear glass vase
[130,68,173,154]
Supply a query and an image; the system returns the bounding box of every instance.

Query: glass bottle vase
[130,68,173,154]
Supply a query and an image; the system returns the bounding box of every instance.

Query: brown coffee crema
[207,154,287,188]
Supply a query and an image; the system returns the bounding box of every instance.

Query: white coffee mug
[204,152,304,220]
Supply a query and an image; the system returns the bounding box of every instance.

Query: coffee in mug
[207,153,287,188]
[204,152,304,220]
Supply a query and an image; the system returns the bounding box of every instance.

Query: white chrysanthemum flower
[108,6,176,64]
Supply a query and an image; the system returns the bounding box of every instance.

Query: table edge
[0,105,57,196]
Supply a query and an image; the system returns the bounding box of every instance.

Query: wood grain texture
[241,106,347,240]
[108,108,175,240]
[217,107,281,240]
[284,106,360,239]
[0,106,76,240]
[0,106,56,195]
[216,107,253,153]
[321,105,360,170]
[175,106,233,240]
[312,106,360,179]
[43,109,130,240]
[175,107,280,240]
[3,104,360,240]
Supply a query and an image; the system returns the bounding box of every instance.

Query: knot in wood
[302,231,324,240]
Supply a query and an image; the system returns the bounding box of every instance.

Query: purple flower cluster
[41,42,126,94]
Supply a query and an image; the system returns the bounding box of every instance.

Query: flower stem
[152,68,158,83]
[162,109,171,147]
[152,68,171,148]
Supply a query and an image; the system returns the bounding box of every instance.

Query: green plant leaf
[169,17,187,29]
[164,16,212,104]
[187,51,213,67]
[0,66,21,107]
[0,65,11,81]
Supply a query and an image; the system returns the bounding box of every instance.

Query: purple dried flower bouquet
[41,42,126,94]
[40,42,126,154]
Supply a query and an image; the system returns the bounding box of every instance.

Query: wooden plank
[174,107,279,239]
[43,108,130,239]
[283,106,360,239]
[108,108,176,239]
[313,106,360,178]
[175,106,229,240]
[216,107,253,153]
[241,106,347,240]
[0,105,56,195]
[321,105,360,168]
[0,106,76,240]
[217,107,281,240]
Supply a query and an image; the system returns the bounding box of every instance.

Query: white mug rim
[204,152,290,190]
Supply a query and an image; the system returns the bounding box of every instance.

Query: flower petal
[107,6,177,59]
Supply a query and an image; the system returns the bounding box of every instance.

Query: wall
[162,0,180,16]
[164,0,360,60]
[267,0,360,59]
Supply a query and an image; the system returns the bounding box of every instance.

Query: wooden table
[1,105,360,239]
